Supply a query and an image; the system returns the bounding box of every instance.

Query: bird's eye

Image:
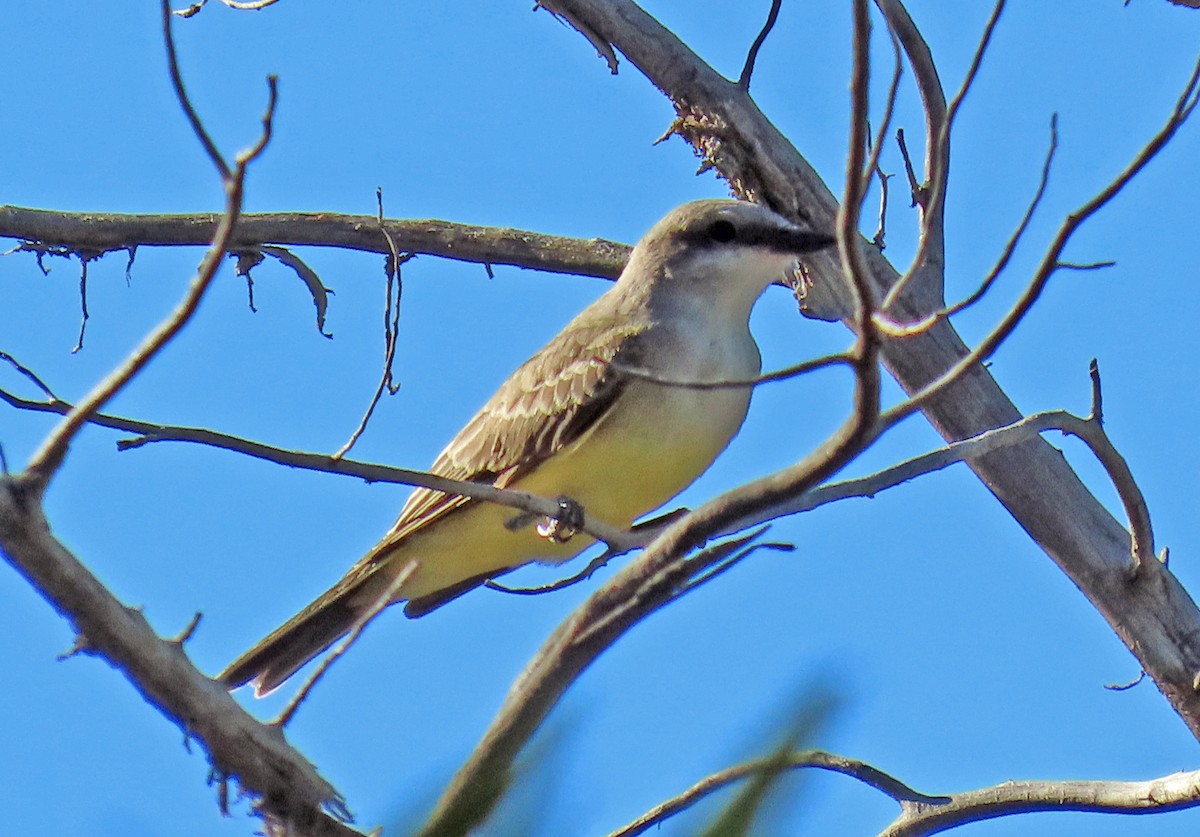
[707,219,737,243]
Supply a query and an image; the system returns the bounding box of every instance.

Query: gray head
[622,199,836,319]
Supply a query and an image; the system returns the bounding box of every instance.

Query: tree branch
[535,0,1200,741]
[0,366,639,553]
[606,749,1200,837]
[0,206,630,280]
[882,769,1200,836]
[0,5,362,833]
[0,474,360,836]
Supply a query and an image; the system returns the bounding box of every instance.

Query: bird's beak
[780,228,836,254]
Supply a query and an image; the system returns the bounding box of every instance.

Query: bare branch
[704,384,1153,551]
[882,54,1200,428]
[416,527,791,836]
[485,548,615,596]
[0,373,639,552]
[611,350,854,390]
[0,475,360,835]
[876,0,1006,312]
[274,562,419,728]
[3,8,358,832]
[162,0,230,180]
[612,749,1200,837]
[22,5,278,483]
[874,112,1058,338]
[0,205,631,280]
[0,351,59,400]
[881,769,1200,836]
[607,749,946,837]
[861,26,903,213]
[895,127,921,206]
[332,189,409,459]
[738,0,782,91]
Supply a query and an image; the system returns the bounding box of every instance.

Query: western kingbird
[219,199,834,695]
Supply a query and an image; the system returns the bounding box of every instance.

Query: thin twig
[880,51,1200,429]
[274,561,418,727]
[675,537,790,596]
[611,351,853,390]
[0,373,637,550]
[485,549,617,596]
[878,0,1007,312]
[738,0,782,91]
[162,0,230,180]
[170,612,203,645]
[871,153,892,251]
[485,510,692,596]
[606,749,946,837]
[895,127,921,205]
[0,351,59,400]
[71,256,90,354]
[22,3,278,483]
[332,189,409,459]
[860,25,903,211]
[875,112,1058,336]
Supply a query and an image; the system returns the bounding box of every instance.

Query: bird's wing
[382,309,649,546]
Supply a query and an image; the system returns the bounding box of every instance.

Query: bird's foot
[536,496,585,544]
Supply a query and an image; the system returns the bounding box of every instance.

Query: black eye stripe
[707,219,737,242]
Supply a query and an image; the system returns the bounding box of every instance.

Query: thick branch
[882,770,1200,836]
[0,205,630,279]
[415,530,779,837]
[539,0,1200,741]
[0,475,360,836]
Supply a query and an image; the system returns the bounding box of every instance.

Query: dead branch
[0,362,639,552]
[417,7,894,831]
[331,189,409,459]
[875,113,1057,338]
[407,9,1200,823]
[0,205,631,280]
[881,58,1200,427]
[881,769,1200,836]
[0,475,359,837]
[606,750,1200,837]
[0,5,364,834]
[737,0,782,91]
[22,4,276,483]
[415,526,797,836]
[528,0,1200,741]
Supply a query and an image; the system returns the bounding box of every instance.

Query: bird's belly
[392,380,751,599]
[526,378,752,528]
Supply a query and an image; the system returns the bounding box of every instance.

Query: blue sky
[2,2,1200,836]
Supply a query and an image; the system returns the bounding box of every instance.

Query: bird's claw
[537,496,585,544]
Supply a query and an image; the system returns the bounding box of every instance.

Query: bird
[218,199,835,696]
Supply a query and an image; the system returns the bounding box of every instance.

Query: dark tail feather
[218,576,386,697]
[402,567,515,618]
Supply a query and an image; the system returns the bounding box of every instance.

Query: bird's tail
[217,570,393,697]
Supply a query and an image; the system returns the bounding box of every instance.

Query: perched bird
[219,199,834,696]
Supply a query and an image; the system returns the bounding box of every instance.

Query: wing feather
[380,311,649,546]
